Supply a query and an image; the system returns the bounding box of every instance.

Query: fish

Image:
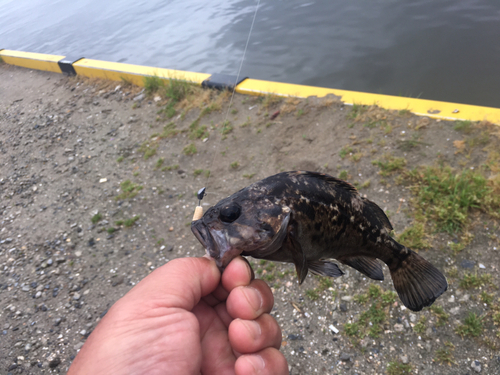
[191,171,447,311]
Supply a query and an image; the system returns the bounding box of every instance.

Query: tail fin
[390,251,448,311]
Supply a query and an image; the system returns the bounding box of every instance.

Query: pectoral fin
[340,256,384,280]
[309,260,344,278]
[286,232,308,284]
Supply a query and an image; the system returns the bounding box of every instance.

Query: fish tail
[389,249,447,311]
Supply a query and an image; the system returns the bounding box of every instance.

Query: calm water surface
[1,0,500,107]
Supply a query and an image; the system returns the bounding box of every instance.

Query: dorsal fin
[361,198,393,232]
[297,171,358,193]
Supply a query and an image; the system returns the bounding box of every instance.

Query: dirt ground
[1,63,499,375]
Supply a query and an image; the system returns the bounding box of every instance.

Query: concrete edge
[1,49,499,124]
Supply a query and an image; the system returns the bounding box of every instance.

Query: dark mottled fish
[191,171,447,311]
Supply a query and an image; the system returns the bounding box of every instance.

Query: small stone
[22,285,30,292]
[73,293,81,301]
[459,294,470,302]
[339,353,352,362]
[471,360,481,373]
[339,303,347,312]
[287,334,303,340]
[400,355,408,364]
[99,178,107,183]
[450,306,460,315]
[49,357,61,369]
[133,93,145,101]
[47,258,53,266]
[460,259,475,269]
[35,291,42,298]
[112,277,124,287]
[341,296,353,302]
[74,342,84,350]
[448,295,455,303]
[8,364,18,371]
[54,318,62,326]
[409,313,417,323]
[80,329,87,336]
[75,251,82,257]
[154,95,161,102]
[479,263,485,269]
[25,343,31,351]
[394,323,404,332]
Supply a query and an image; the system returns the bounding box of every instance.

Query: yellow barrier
[72,59,210,86]
[236,79,500,124]
[0,50,64,73]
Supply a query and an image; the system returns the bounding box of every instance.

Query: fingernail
[240,256,255,281]
[243,287,263,312]
[244,354,265,371]
[241,319,261,340]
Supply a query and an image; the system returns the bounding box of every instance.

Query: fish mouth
[191,220,241,271]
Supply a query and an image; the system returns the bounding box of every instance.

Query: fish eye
[219,203,241,223]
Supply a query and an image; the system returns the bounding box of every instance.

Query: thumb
[123,257,221,312]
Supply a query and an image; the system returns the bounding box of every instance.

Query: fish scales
[191,171,447,311]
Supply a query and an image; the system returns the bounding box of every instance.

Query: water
[1,0,500,108]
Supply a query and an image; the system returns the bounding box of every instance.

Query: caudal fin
[390,251,448,311]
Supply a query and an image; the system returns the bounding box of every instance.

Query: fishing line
[193,0,262,220]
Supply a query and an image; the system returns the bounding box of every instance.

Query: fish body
[191,171,447,311]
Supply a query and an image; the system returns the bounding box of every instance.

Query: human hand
[67,256,288,375]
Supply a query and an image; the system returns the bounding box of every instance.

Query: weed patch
[387,360,412,375]
[372,155,407,176]
[115,180,143,200]
[455,312,483,338]
[183,143,197,155]
[404,166,500,233]
[91,213,102,224]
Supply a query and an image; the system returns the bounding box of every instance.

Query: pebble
[394,323,404,332]
[22,285,30,292]
[339,303,348,312]
[341,296,353,302]
[409,313,416,323]
[73,293,81,301]
[460,259,475,269]
[54,318,62,326]
[450,306,460,315]
[459,294,470,302]
[35,291,42,298]
[400,355,408,364]
[471,360,481,373]
[448,295,455,303]
[479,263,485,269]
[339,353,352,362]
[48,357,61,369]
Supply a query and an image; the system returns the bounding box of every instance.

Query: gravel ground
[1,63,500,374]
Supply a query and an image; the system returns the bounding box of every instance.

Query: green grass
[189,119,209,140]
[339,147,353,159]
[221,120,233,135]
[159,122,179,138]
[138,142,157,160]
[343,285,396,340]
[155,158,164,170]
[454,120,473,134]
[117,156,124,163]
[347,103,367,120]
[230,161,239,169]
[107,227,117,234]
[430,305,449,327]
[459,273,492,289]
[164,79,193,102]
[115,180,143,200]
[396,222,430,249]
[404,166,500,233]
[338,170,348,180]
[372,155,407,176]
[116,215,140,228]
[144,75,164,95]
[193,169,204,177]
[183,143,197,155]
[243,173,256,179]
[413,316,426,334]
[387,361,412,375]
[455,312,483,338]
[434,342,456,365]
[91,213,102,224]
[161,164,179,172]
